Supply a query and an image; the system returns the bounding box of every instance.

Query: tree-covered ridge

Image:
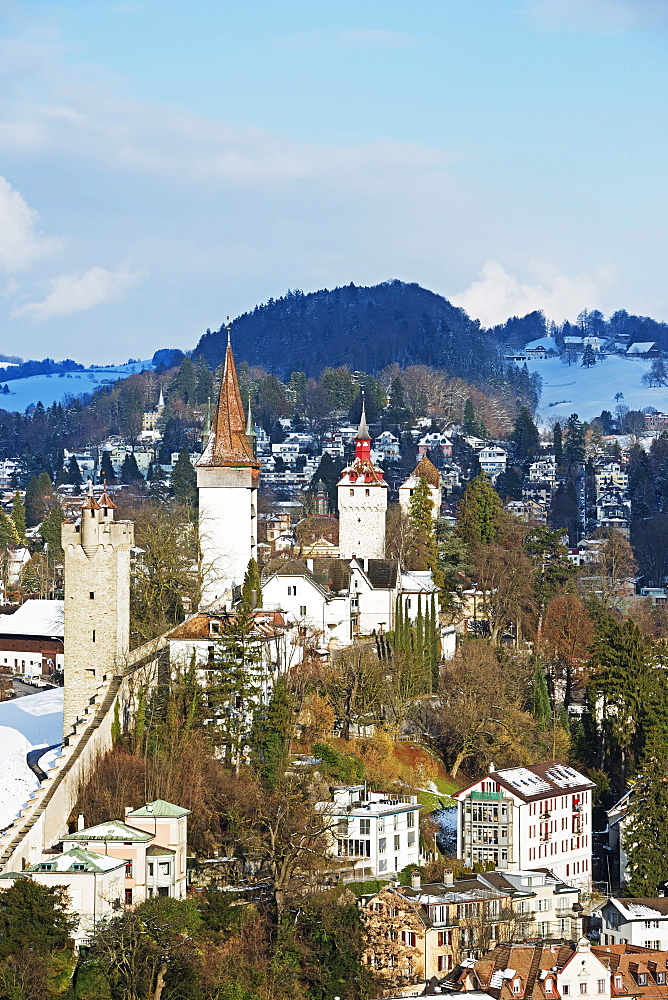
[194,281,539,398]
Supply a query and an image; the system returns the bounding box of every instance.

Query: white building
[197,334,260,606]
[529,457,557,484]
[478,446,508,476]
[338,405,388,561]
[373,430,400,461]
[4,847,126,946]
[0,599,63,679]
[317,784,421,878]
[455,761,594,891]
[596,897,668,950]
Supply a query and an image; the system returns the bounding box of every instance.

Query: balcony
[540,811,551,820]
[572,804,582,813]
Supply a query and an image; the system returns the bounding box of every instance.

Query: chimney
[306,558,314,572]
[443,869,454,887]
[77,814,85,832]
[411,871,421,890]
[489,762,496,773]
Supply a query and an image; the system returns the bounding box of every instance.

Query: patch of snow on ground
[0,360,153,414]
[0,688,63,830]
[523,354,668,425]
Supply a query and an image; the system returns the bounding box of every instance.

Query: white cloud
[450,259,616,327]
[12,266,141,322]
[524,0,668,31]
[0,175,58,271]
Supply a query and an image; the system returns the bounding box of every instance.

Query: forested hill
[195,281,501,383]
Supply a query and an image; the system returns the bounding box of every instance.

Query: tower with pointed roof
[61,486,134,737]
[196,328,260,605]
[337,400,388,560]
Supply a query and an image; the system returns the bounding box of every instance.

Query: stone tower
[338,401,388,560]
[197,330,260,606]
[61,488,134,738]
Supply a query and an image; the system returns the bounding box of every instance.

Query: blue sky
[0,0,667,364]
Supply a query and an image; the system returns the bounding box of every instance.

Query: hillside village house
[0,848,127,947]
[316,784,421,879]
[444,937,612,1000]
[399,457,442,520]
[595,898,668,950]
[479,446,508,477]
[0,598,64,679]
[362,867,581,989]
[455,762,594,891]
[62,799,189,906]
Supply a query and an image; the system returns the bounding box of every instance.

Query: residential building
[590,944,668,998]
[0,599,63,679]
[417,433,453,459]
[399,457,442,520]
[477,868,581,940]
[455,762,594,890]
[338,404,388,561]
[374,431,401,461]
[506,500,548,524]
[594,463,628,495]
[445,937,611,1000]
[595,899,668,950]
[626,343,659,358]
[62,798,189,905]
[523,481,553,506]
[316,784,420,879]
[529,458,557,484]
[595,489,631,537]
[197,334,260,606]
[644,412,668,434]
[1,848,126,946]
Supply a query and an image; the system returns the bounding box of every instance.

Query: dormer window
[545,980,554,994]
[513,980,522,994]
[638,974,647,986]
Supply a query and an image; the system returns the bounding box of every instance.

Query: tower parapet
[61,488,134,738]
[337,401,388,560]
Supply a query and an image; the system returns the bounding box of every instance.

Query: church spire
[354,393,371,463]
[197,328,258,470]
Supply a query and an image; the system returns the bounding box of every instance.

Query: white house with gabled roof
[595,896,668,950]
[455,762,594,891]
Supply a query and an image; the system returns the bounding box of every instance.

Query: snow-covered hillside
[524,354,668,425]
[0,687,63,831]
[0,360,153,414]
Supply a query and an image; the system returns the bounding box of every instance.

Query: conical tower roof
[356,396,370,441]
[197,334,259,470]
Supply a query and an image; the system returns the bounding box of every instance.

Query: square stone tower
[197,329,260,606]
[338,402,388,560]
[61,489,134,737]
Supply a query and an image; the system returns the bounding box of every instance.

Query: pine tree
[39,506,64,564]
[581,344,597,368]
[252,678,294,790]
[171,356,197,404]
[511,407,540,462]
[66,455,82,488]
[121,452,143,485]
[11,491,25,541]
[242,558,262,609]
[429,591,440,692]
[408,475,440,582]
[456,472,504,546]
[553,422,563,463]
[25,472,53,528]
[100,450,117,485]
[463,397,477,435]
[171,448,197,506]
[625,735,668,896]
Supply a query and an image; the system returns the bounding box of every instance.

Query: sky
[0,0,667,364]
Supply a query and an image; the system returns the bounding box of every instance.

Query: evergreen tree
[531,659,551,727]
[11,491,26,541]
[408,475,441,584]
[581,344,597,367]
[415,593,425,688]
[24,472,53,527]
[100,449,117,485]
[429,591,440,691]
[289,371,307,394]
[0,878,75,959]
[455,472,504,546]
[39,505,64,563]
[252,678,294,790]
[242,557,262,609]
[0,509,18,547]
[625,735,668,896]
[564,414,586,466]
[553,421,563,463]
[66,454,83,488]
[121,452,143,485]
[463,397,477,435]
[171,356,197,404]
[511,407,540,462]
[171,448,197,506]
[194,355,214,405]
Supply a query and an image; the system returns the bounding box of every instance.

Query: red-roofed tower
[337,399,387,560]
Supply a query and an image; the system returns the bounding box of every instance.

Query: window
[360,818,370,835]
[580,984,588,995]
[438,956,452,972]
[563,987,570,996]
[125,888,133,905]
[408,832,415,847]
[92,629,96,642]
[349,489,354,496]
[394,814,399,830]
[365,489,370,497]
[158,886,169,897]
[299,606,307,616]
[125,862,132,877]
[394,834,400,851]
[379,838,386,854]
[657,972,665,985]
[638,974,647,986]
[287,586,297,596]
[89,592,94,599]
[539,898,551,911]
[614,977,622,990]
[438,931,452,947]
[407,812,415,827]
[597,982,605,994]
[401,931,416,947]
[148,863,154,876]
[159,862,170,875]
[545,981,553,994]
[513,980,522,994]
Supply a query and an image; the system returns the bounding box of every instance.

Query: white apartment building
[595,897,668,950]
[529,458,557,484]
[479,446,508,476]
[317,785,421,878]
[455,762,594,891]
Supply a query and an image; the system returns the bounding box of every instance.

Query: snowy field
[525,354,668,426]
[0,360,153,414]
[0,687,63,831]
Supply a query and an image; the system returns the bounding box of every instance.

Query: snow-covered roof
[0,599,63,638]
[524,337,555,350]
[28,847,126,874]
[627,342,656,354]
